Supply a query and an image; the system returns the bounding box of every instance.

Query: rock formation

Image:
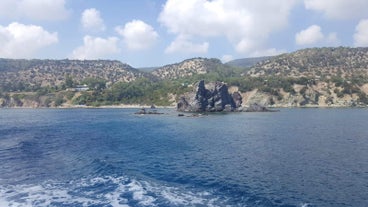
[177,80,241,112]
[245,103,279,112]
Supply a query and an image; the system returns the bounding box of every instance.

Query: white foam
[0,175,226,207]
[300,203,311,207]
[0,198,11,207]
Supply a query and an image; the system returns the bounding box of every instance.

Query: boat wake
[0,175,227,207]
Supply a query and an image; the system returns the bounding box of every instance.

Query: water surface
[0,108,367,206]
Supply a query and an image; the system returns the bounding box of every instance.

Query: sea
[0,108,368,207]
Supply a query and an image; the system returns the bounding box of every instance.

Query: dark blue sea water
[1,108,368,207]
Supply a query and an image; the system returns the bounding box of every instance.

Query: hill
[0,59,148,92]
[1,47,368,108]
[234,47,368,107]
[151,57,227,79]
[247,47,368,78]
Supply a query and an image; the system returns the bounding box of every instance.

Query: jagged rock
[177,80,241,112]
[134,108,164,115]
[232,91,243,108]
[245,103,278,112]
[177,97,190,112]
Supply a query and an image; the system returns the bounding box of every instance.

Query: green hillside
[1,47,368,108]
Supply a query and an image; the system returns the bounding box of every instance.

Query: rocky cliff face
[177,80,242,112]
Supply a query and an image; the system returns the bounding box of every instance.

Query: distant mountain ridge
[225,56,273,68]
[247,47,368,78]
[0,59,148,88]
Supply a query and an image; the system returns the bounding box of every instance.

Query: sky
[0,0,368,68]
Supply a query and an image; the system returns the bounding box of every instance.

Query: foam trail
[0,175,228,207]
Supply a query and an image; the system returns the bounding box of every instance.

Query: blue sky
[0,0,368,67]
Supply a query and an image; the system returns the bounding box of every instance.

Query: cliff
[177,80,242,112]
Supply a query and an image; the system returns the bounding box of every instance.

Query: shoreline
[0,104,177,109]
[0,104,366,109]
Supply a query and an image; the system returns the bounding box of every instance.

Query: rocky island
[177,80,274,112]
[177,80,242,112]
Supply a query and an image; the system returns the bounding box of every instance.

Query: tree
[65,75,74,88]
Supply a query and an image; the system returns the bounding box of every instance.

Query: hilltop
[1,47,368,108]
[151,57,227,79]
[0,59,149,91]
[247,47,368,78]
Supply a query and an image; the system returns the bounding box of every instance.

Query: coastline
[0,104,366,109]
[0,104,177,109]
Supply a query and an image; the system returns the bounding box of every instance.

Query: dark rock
[135,108,147,114]
[245,103,279,112]
[192,80,209,111]
[134,108,164,115]
[232,91,243,108]
[177,80,241,112]
[177,96,190,112]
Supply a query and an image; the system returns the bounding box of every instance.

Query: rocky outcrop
[232,91,243,108]
[134,108,164,115]
[177,80,241,112]
[245,103,278,112]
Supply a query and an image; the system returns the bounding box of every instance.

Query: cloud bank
[0,22,58,58]
[70,36,120,60]
[0,0,70,21]
[304,0,368,20]
[295,25,340,46]
[159,0,297,55]
[354,19,368,47]
[116,20,158,51]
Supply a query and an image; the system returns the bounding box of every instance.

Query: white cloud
[158,0,297,54]
[354,19,368,47]
[295,25,341,46]
[0,0,70,21]
[0,22,58,58]
[295,25,324,45]
[81,8,105,32]
[116,20,158,51]
[221,55,234,63]
[304,0,368,20]
[70,36,120,59]
[165,35,209,54]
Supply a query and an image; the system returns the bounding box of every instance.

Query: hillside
[234,47,368,107]
[0,59,148,91]
[1,47,368,108]
[151,57,227,79]
[247,47,368,78]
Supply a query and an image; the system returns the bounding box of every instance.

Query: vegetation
[1,47,368,107]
